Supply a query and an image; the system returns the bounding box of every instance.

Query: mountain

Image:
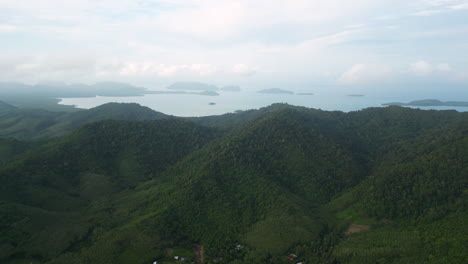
[0,101,17,112]
[0,103,171,140]
[0,104,466,264]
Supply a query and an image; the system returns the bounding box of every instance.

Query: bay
[59,90,468,117]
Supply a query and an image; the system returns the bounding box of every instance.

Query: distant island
[257,88,294,94]
[197,91,219,96]
[220,85,241,92]
[0,81,151,112]
[297,92,314,95]
[208,102,216,105]
[383,99,468,107]
[148,90,219,96]
[167,82,218,91]
[348,94,365,97]
[0,81,224,112]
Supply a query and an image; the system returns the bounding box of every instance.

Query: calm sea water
[59,90,468,117]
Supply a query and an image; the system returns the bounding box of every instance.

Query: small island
[348,94,365,97]
[197,91,219,96]
[148,90,219,96]
[167,82,218,91]
[383,99,468,107]
[257,88,294,95]
[208,102,216,106]
[297,92,314,95]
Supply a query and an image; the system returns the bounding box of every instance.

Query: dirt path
[344,223,370,235]
[194,244,204,263]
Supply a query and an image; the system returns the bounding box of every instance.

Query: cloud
[339,64,392,84]
[114,62,217,77]
[411,0,468,17]
[0,24,18,32]
[411,10,442,16]
[1,0,467,87]
[345,24,367,29]
[449,3,468,9]
[231,64,257,76]
[411,60,433,75]
[422,0,463,7]
[410,60,452,75]
[437,63,451,72]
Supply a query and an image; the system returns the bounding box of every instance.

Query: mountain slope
[323,117,468,264]
[0,103,172,140]
[0,104,466,264]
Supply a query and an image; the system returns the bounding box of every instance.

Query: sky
[1,0,468,91]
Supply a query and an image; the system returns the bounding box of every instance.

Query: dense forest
[0,101,466,264]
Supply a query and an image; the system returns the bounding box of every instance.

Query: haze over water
[59,89,468,117]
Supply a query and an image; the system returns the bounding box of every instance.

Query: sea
[58,90,468,117]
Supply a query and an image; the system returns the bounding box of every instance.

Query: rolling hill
[0,103,466,264]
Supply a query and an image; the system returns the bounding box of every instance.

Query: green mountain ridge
[0,103,171,140]
[0,103,466,264]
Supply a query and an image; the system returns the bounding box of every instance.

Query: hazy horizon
[1,0,468,96]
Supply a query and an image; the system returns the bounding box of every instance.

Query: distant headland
[257,88,294,94]
[383,99,468,107]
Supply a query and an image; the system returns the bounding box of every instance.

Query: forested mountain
[0,102,171,140]
[0,103,466,264]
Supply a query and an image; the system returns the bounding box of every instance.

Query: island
[348,94,365,97]
[0,81,151,112]
[297,92,314,95]
[257,88,294,95]
[147,90,219,96]
[208,102,216,106]
[197,91,219,96]
[167,82,218,91]
[383,99,468,107]
[0,81,222,112]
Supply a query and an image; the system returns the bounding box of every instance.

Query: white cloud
[411,10,442,16]
[411,0,468,17]
[1,0,467,86]
[422,0,462,7]
[231,64,257,76]
[437,63,451,72]
[118,62,217,77]
[297,30,361,50]
[410,60,452,75]
[411,60,433,75]
[449,3,468,9]
[0,24,18,32]
[0,54,98,82]
[339,64,392,84]
[454,71,468,81]
[345,24,367,29]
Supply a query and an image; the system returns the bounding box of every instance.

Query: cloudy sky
[1,0,468,90]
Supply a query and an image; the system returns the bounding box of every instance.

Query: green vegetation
[0,102,466,264]
[0,102,170,140]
